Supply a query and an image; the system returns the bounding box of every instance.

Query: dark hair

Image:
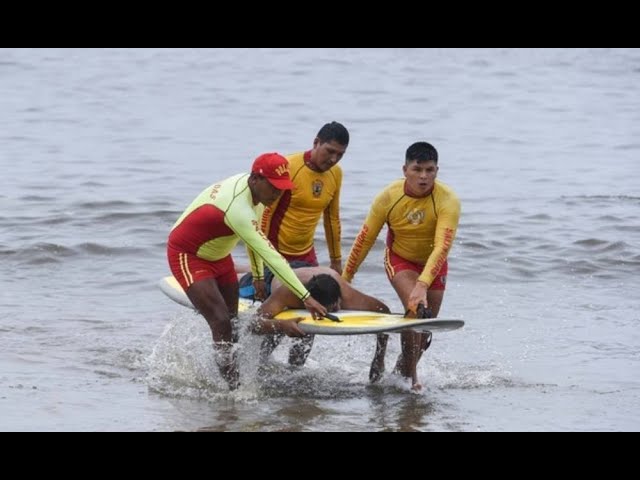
[405,142,438,165]
[306,274,342,308]
[317,121,349,146]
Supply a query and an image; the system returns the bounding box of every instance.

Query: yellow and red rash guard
[344,179,461,287]
[168,173,310,300]
[261,151,342,261]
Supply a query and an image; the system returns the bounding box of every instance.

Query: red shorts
[384,249,448,290]
[167,246,238,291]
[282,248,319,267]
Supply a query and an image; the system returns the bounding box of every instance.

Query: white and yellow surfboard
[158,276,464,336]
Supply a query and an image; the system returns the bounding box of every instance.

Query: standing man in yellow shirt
[343,142,461,391]
[262,121,348,273]
[260,122,349,366]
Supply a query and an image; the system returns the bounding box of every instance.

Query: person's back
[269,267,387,312]
[169,173,258,261]
[259,267,389,366]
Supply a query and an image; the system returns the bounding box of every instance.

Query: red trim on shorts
[281,248,319,267]
[167,246,237,291]
[384,248,448,290]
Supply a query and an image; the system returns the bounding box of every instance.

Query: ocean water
[1,48,638,431]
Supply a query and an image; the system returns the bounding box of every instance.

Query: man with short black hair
[343,142,461,391]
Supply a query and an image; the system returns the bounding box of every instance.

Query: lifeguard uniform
[261,151,342,266]
[344,179,460,290]
[168,172,311,302]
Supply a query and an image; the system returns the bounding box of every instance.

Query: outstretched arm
[338,278,390,313]
[409,194,461,313]
[225,200,328,320]
[342,191,387,283]
[324,169,343,273]
[251,292,306,337]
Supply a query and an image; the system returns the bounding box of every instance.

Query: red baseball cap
[251,153,296,190]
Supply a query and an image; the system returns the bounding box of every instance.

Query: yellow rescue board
[158,276,464,335]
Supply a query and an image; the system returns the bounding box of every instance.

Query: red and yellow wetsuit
[344,179,461,288]
[261,151,342,265]
[168,173,310,300]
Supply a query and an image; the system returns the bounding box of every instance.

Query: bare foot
[411,382,423,392]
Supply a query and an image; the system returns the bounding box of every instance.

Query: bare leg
[260,334,284,362]
[288,335,315,367]
[414,289,443,364]
[389,271,446,390]
[186,278,240,390]
[219,281,240,342]
[369,333,389,383]
[398,329,423,389]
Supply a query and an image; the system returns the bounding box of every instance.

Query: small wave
[2,242,147,262]
[21,256,63,266]
[533,243,561,251]
[0,246,17,256]
[4,242,75,265]
[92,210,179,223]
[607,258,640,268]
[561,195,640,202]
[489,240,509,248]
[459,241,490,251]
[20,242,75,257]
[76,243,147,256]
[504,256,537,268]
[18,195,57,202]
[614,225,640,233]
[598,241,632,253]
[558,260,600,275]
[614,143,640,151]
[573,239,631,254]
[524,214,553,221]
[78,181,108,188]
[36,215,75,226]
[0,60,31,70]
[73,200,136,209]
[574,238,610,248]
[596,215,623,222]
[0,214,74,228]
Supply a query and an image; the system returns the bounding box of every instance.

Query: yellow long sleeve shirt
[344,179,460,287]
[261,151,342,261]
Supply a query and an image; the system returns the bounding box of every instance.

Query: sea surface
[1,48,639,431]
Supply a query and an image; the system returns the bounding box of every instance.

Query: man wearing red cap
[167,153,327,390]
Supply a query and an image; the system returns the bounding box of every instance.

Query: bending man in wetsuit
[167,153,327,390]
